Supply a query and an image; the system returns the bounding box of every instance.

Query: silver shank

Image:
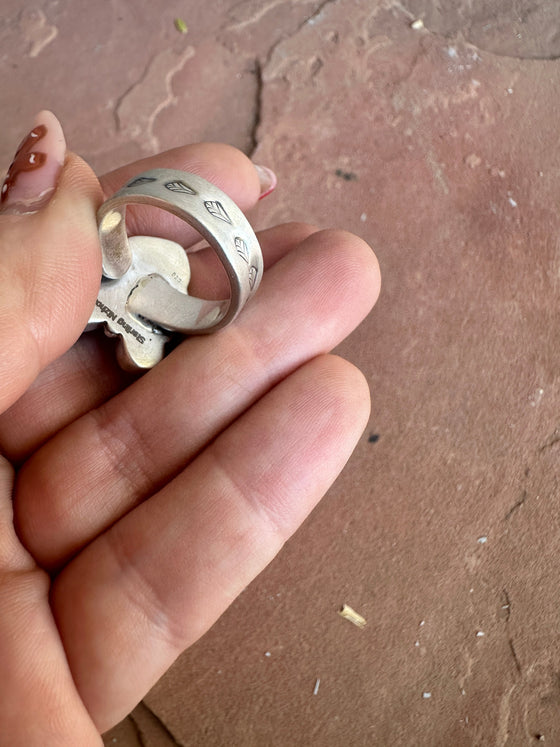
[97,168,263,333]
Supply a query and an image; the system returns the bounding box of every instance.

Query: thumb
[0,111,103,413]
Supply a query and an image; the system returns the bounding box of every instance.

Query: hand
[0,112,380,745]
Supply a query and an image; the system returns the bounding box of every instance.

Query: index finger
[97,142,266,248]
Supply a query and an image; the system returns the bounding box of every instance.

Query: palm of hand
[0,144,379,745]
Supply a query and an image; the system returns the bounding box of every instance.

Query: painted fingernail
[0,110,66,215]
[254,164,277,200]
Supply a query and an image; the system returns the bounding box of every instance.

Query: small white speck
[411,19,424,30]
[477,536,487,544]
[506,88,513,94]
[508,196,518,208]
[469,588,474,593]
[530,387,545,407]
[476,631,485,638]
[313,678,321,695]
[422,691,432,699]
[490,166,506,178]
[419,620,425,627]
[447,47,458,58]
[264,651,271,657]
[539,171,544,177]
[415,640,420,647]
[29,154,37,164]
[360,212,367,222]
[465,153,482,169]
[461,688,466,696]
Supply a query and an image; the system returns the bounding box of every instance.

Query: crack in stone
[128,713,147,747]
[509,637,522,675]
[228,0,339,156]
[426,26,560,61]
[302,0,339,25]
[539,427,560,452]
[505,490,527,521]
[227,0,321,31]
[393,0,560,61]
[248,57,263,156]
[283,0,339,49]
[259,0,339,69]
[501,589,512,622]
[501,589,522,676]
[449,36,560,62]
[136,701,185,747]
[474,49,560,62]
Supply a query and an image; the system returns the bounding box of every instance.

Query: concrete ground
[3,1,560,744]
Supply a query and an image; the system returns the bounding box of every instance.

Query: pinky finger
[51,354,371,732]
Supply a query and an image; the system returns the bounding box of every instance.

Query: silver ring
[96,168,262,333]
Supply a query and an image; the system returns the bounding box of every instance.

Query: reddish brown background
[3,1,560,744]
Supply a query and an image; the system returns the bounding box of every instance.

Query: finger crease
[207,446,287,544]
[90,407,153,509]
[105,528,185,651]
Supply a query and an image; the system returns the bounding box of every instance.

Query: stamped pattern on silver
[235,236,249,263]
[127,177,157,187]
[249,266,258,290]
[165,180,197,195]
[204,200,232,224]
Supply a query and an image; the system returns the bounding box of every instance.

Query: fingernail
[0,110,66,215]
[254,164,277,200]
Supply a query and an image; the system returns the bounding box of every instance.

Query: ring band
[97,168,263,333]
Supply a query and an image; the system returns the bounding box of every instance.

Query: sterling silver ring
[96,168,263,334]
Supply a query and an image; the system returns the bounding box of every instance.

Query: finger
[0,457,101,744]
[16,230,380,568]
[0,111,103,412]
[98,142,271,248]
[0,334,133,463]
[0,223,316,461]
[179,220,316,300]
[51,354,370,732]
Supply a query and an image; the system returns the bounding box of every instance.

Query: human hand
[0,112,380,745]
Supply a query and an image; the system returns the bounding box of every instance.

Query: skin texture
[0,133,380,744]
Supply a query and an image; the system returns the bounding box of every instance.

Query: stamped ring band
[97,168,263,333]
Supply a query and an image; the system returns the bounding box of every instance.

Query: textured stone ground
[3,1,560,745]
